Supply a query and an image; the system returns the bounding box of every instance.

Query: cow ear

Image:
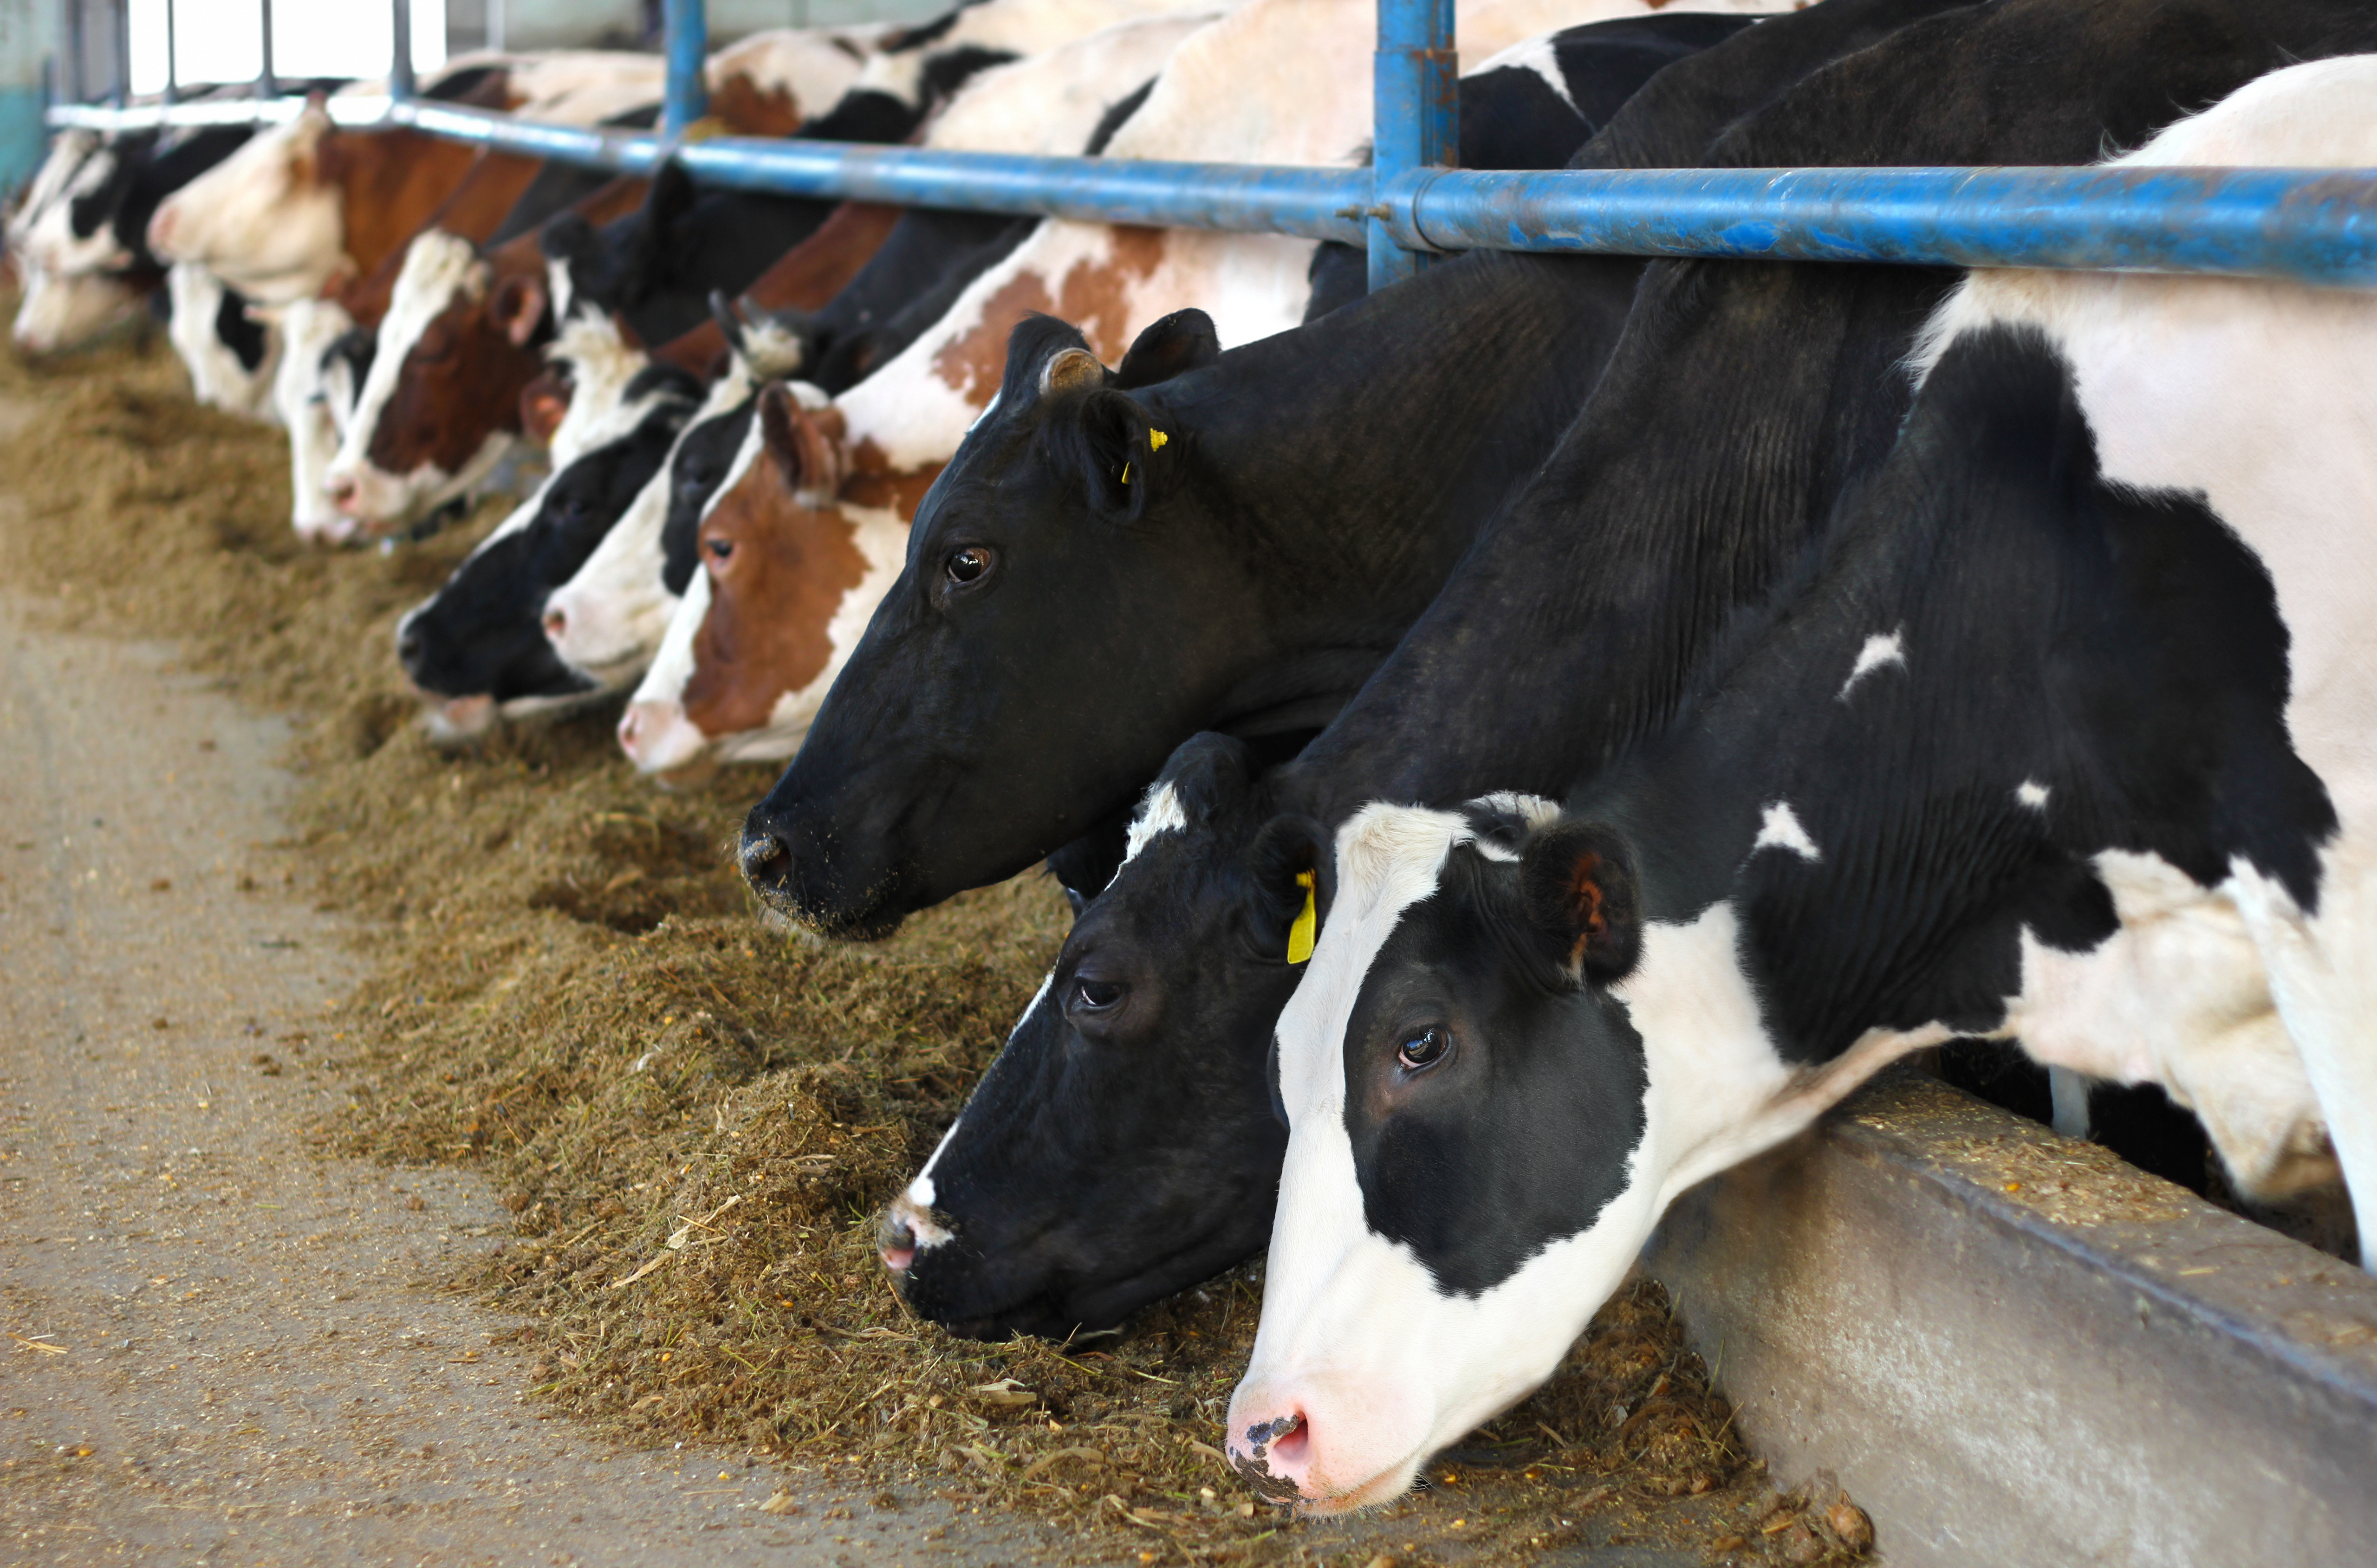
[491,272,546,347]
[520,369,572,446]
[758,382,843,503]
[1519,821,1641,985]
[1051,389,1177,522]
[1112,309,1220,390]
[1245,814,1333,965]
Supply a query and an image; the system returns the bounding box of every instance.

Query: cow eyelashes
[705,538,734,561]
[1073,979,1122,1011]
[945,546,992,586]
[1397,1027,1453,1072]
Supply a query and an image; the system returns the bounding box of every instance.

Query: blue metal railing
[36,0,2377,291]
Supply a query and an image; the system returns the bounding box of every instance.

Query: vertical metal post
[163,0,178,104]
[65,0,85,103]
[1370,0,1455,292]
[487,0,506,54]
[391,0,416,98]
[662,0,708,139]
[108,0,128,103]
[257,0,275,97]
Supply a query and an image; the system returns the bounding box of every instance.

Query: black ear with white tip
[1112,309,1220,390]
[1519,821,1641,985]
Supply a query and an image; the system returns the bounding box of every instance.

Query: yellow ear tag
[1149,428,1169,451]
[1120,461,1130,485]
[1287,870,1317,964]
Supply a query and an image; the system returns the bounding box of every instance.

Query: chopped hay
[0,311,1870,1566]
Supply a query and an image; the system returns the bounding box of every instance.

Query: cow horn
[708,289,750,356]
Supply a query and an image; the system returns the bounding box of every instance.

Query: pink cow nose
[147,206,176,253]
[326,475,361,513]
[541,604,568,641]
[1226,1407,1312,1506]
[879,1212,917,1274]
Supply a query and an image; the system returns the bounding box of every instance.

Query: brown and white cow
[313,29,884,538]
[615,0,1754,772]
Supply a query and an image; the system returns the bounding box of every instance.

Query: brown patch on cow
[842,439,943,520]
[1059,226,1167,363]
[359,176,649,479]
[932,269,1056,404]
[927,226,1170,405]
[681,422,874,740]
[708,72,807,136]
[746,202,902,313]
[320,130,487,285]
[367,287,543,476]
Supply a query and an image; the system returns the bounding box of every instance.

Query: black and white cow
[1228,54,2377,1512]
[10,123,256,355]
[868,0,1983,1336]
[395,316,700,738]
[868,0,2377,1345]
[736,0,1979,939]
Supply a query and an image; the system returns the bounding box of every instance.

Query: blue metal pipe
[1384,163,2377,282]
[662,0,709,140]
[41,97,2377,287]
[390,0,415,100]
[1370,0,1455,292]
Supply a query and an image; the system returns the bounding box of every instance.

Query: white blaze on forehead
[543,314,659,466]
[1120,782,1189,869]
[326,230,486,492]
[543,366,764,688]
[1836,629,1905,700]
[1751,802,1822,863]
[2017,780,2051,811]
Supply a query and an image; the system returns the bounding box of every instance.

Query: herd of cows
[11,0,2377,1519]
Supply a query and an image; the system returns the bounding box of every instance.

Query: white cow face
[146,105,343,303]
[10,263,145,355]
[1227,802,1690,1514]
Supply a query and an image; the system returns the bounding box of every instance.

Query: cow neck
[333,130,486,283]
[1587,320,2337,1084]
[1183,247,1645,748]
[1278,0,2377,830]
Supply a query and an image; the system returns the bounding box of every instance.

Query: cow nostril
[740,832,788,879]
[879,1214,917,1273]
[326,477,359,510]
[396,627,424,670]
[541,606,567,640]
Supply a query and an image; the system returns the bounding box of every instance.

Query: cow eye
[1397,1027,1452,1071]
[1073,978,1122,1011]
[705,537,733,561]
[945,546,991,585]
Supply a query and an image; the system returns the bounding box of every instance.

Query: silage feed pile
[0,325,1875,1566]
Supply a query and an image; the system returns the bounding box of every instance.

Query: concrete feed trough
[1648,1068,2377,1567]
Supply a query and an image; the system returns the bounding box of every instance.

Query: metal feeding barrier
[38,0,2377,294]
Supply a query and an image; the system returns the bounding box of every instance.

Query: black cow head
[396,372,697,715]
[882,733,1322,1339]
[738,308,1224,938]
